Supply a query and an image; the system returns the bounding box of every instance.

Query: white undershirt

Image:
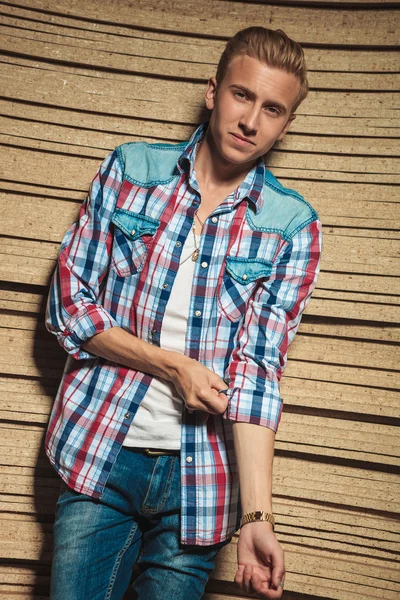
[123,232,197,449]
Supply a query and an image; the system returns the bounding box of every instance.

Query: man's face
[205,54,301,167]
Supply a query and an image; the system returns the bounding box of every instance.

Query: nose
[240,104,260,134]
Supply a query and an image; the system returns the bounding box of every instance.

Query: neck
[194,127,256,191]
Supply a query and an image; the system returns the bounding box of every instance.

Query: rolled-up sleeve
[224,218,322,431]
[45,150,123,360]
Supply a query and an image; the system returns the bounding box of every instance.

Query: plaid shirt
[45,123,322,545]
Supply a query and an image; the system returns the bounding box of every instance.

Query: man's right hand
[170,356,229,415]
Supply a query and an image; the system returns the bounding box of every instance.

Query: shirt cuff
[58,304,119,360]
[223,385,283,432]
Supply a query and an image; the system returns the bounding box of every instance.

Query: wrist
[160,351,190,383]
[241,501,273,514]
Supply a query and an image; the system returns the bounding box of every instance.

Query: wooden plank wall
[0,0,399,598]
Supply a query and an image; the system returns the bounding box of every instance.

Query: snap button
[201,261,208,268]
[186,456,193,463]
[131,229,136,236]
[194,310,202,317]
[176,241,182,247]
[124,413,131,419]
[162,283,169,289]
[211,216,218,223]
[151,329,158,335]
[242,274,248,281]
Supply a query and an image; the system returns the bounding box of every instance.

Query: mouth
[230,132,255,146]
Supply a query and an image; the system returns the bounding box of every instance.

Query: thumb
[272,555,285,589]
[272,568,285,590]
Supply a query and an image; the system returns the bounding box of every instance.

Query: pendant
[191,248,200,262]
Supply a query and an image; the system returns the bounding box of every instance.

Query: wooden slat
[1,252,399,300]
[1,0,398,45]
[1,191,399,248]
[1,24,400,90]
[0,8,398,72]
[2,133,399,183]
[214,543,400,600]
[3,187,400,248]
[1,59,398,125]
[0,317,398,373]
[0,260,399,326]
[2,296,399,342]
[285,359,397,390]
[1,410,399,465]
[282,378,400,417]
[3,113,400,158]
[1,234,399,298]
[1,226,399,280]
[1,384,398,463]
[1,373,398,421]
[0,452,399,513]
[0,95,397,143]
[0,3,398,600]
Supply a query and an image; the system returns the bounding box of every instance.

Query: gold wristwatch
[240,510,275,530]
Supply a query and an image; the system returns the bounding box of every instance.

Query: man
[45,26,322,600]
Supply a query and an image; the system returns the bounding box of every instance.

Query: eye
[265,106,280,115]
[234,90,247,100]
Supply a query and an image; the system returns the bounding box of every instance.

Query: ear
[205,76,218,111]
[277,113,296,141]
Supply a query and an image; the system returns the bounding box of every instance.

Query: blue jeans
[50,447,231,599]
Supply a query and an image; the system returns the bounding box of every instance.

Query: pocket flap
[112,208,160,241]
[225,257,273,284]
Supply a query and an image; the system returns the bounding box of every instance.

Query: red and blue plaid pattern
[45,124,322,545]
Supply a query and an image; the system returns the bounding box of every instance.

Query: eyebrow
[229,84,288,115]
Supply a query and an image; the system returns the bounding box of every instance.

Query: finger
[205,386,229,412]
[186,392,218,416]
[257,581,281,599]
[210,373,228,390]
[250,572,266,595]
[201,393,227,415]
[234,564,245,586]
[251,572,280,599]
[243,564,253,595]
[264,577,284,598]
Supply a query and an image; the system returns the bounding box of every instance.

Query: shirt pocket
[110,208,160,277]
[218,256,273,323]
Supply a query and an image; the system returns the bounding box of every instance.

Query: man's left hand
[235,521,285,598]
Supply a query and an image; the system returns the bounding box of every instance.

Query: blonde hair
[216,26,308,112]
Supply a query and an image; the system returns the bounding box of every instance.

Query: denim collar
[177,122,265,214]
